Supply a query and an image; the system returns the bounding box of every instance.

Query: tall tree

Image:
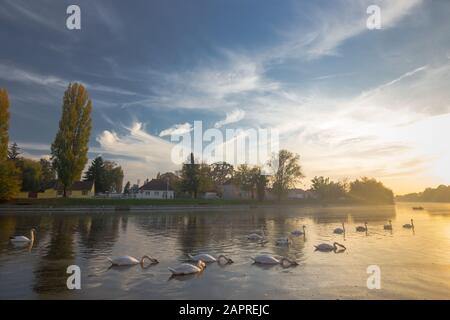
[0,88,20,201]
[0,88,9,161]
[51,83,92,197]
[210,162,234,186]
[269,149,304,201]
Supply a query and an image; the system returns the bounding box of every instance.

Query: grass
[3,197,267,207]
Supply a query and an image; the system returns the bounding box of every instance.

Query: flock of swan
[9,218,415,277]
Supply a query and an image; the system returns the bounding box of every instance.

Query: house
[15,180,95,199]
[136,179,174,199]
[221,182,251,200]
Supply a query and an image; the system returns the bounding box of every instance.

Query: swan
[403,219,414,229]
[9,228,36,243]
[356,222,368,232]
[188,253,233,264]
[314,242,346,252]
[276,237,291,246]
[168,260,206,275]
[107,255,158,266]
[247,228,265,241]
[384,220,393,230]
[291,225,306,236]
[251,254,298,266]
[333,223,345,234]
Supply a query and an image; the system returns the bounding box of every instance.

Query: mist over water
[1,203,449,299]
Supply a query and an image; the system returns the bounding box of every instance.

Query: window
[82,190,88,195]
[154,191,159,196]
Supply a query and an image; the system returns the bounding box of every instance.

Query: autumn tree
[51,83,92,197]
[0,88,20,200]
[0,88,9,160]
[269,149,304,201]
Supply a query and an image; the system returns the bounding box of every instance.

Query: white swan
[247,228,265,241]
[384,220,393,230]
[10,228,36,243]
[107,255,158,266]
[168,260,206,275]
[251,254,298,266]
[333,223,345,234]
[188,253,233,264]
[356,222,368,232]
[314,242,346,252]
[291,225,306,236]
[275,237,291,246]
[403,219,414,229]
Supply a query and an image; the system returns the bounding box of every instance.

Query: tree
[255,168,268,201]
[84,157,124,193]
[0,88,21,201]
[210,162,234,186]
[8,142,21,161]
[84,156,106,193]
[269,149,304,201]
[198,163,215,194]
[51,83,92,197]
[103,161,124,193]
[0,161,21,201]
[348,177,394,204]
[180,152,200,198]
[18,158,42,192]
[123,181,131,195]
[39,158,56,186]
[310,176,347,201]
[0,88,9,161]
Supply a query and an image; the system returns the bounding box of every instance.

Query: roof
[139,179,173,191]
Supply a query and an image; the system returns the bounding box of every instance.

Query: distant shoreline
[0,198,401,213]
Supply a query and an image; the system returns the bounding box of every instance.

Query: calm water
[0,203,449,300]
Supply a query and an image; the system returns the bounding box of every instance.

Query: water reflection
[0,203,449,299]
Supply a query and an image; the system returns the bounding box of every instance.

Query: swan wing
[168,263,200,275]
[254,255,280,264]
[110,255,139,266]
[10,236,30,242]
[190,254,216,262]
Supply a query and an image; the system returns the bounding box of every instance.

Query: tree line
[396,185,450,202]
[0,83,122,201]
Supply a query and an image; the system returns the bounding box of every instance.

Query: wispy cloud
[214,109,246,128]
[159,123,193,137]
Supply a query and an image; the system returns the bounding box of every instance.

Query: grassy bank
[1,197,394,207]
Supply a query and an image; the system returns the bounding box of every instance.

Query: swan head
[197,260,206,270]
[218,255,233,264]
[280,258,298,267]
[141,255,159,266]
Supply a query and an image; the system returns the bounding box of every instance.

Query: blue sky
[1,0,450,193]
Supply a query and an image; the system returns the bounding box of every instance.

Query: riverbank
[0,197,397,213]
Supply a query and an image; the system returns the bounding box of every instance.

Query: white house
[136,179,174,199]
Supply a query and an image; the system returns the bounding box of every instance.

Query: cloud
[214,109,246,128]
[159,123,193,137]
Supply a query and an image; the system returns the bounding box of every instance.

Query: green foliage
[180,153,200,198]
[348,177,394,204]
[51,83,92,196]
[0,160,21,201]
[269,149,304,200]
[0,88,9,161]
[39,158,56,186]
[311,176,347,201]
[396,185,450,202]
[17,158,42,192]
[210,162,234,186]
[83,156,124,193]
[123,181,131,194]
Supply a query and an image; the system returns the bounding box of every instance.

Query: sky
[1,0,449,195]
